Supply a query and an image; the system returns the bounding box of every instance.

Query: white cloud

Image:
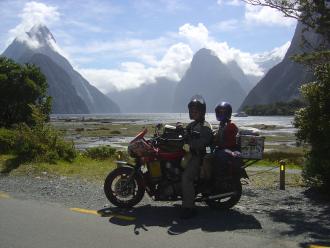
[178,23,265,76]
[252,41,290,72]
[66,37,171,66]
[80,43,193,93]
[8,1,60,48]
[217,0,241,6]
[245,5,296,27]
[179,23,209,50]
[79,22,291,92]
[264,41,291,59]
[212,19,239,32]
[67,20,105,33]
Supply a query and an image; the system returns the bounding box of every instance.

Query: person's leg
[182,156,200,208]
[214,149,230,173]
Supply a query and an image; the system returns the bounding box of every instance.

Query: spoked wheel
[204,180,242,210]
[104,167,145,208]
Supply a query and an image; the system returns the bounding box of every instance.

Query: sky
[0,0,297,93]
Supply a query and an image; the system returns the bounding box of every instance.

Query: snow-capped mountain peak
[26,24,56,46]
[13,24,58,52]
[252,41,291,73]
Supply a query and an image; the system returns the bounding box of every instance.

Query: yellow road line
[309,245,330,248]
[70,208,99,215]
[70,208,136,221]
[0,192,10,199]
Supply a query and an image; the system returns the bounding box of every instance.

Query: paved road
[0,195,303,248]
[1,173,329,248]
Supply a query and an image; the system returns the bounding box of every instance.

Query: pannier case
[237,134,265,159]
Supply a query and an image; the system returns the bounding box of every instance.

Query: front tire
[204,180,242,210]
[104,167,145,208]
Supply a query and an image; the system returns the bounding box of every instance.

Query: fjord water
[51,113,295,150]
[52,113,294,128]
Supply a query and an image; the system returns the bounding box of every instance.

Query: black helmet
[215,101,232,122]
[188,95,206,120]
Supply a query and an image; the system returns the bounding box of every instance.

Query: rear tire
[204,180,242,210]
[104,167,145,208]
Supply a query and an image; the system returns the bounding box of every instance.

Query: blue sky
[0,0,297,93]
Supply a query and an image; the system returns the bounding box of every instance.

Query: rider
[213,102,239,171]
[181,95,213,219]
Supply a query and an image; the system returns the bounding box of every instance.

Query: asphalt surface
[0,197,302,248]
[1,174,330,248]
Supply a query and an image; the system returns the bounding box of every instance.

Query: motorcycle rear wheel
[204,180,242,210]
[104,167,145,208]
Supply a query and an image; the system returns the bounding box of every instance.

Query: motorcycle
[104,123,249,209]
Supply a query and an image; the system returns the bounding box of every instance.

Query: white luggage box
[238,135,265,159]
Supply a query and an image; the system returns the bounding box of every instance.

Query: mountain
[107,77,177,113]
[29,53,89,113]
[227,60,255,93]
[172,48,246,112]
[240,22,327,109]
[253,42,290,74]
[2,25,120,114]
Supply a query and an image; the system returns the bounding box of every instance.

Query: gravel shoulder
[0,173,329,246]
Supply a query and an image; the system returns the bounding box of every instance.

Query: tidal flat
[50,115,304,168]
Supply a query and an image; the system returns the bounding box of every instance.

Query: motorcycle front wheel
[104,167,145,208]
[204,180,242,210]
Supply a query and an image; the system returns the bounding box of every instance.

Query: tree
[294,64,330,189]
[242,0,330,189]
[0,57,51,127]
[242,0,330,48]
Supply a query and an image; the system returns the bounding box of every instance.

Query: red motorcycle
[104,124,249,209]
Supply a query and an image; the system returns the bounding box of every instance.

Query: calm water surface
[52,113,294,128]
[52,114,295,149]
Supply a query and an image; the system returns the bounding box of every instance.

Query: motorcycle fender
[115,161,136,168]
[115,164,144,179]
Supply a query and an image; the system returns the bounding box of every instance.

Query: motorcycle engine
[155,160,183,200]
[156,181,181,200]
[161,160,182,182]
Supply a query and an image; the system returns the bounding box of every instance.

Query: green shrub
[0,57,51,128]
[302,153,330,188]
[0,128,15,153]
[84,145,116,160]
[294,63,330,190]
[14,123,76,163]
[110,130,121,135]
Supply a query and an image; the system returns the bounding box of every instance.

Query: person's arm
[189,126,213,151]
[224,123,238,149]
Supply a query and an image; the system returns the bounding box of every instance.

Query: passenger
[213,102,239,172]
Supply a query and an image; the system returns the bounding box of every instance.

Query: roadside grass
[0,153,304,187]
[247,171,304,188]
[0,153,116,182]
[252,160,302,170]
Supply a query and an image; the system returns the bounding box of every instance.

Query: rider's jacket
[214,120,238,150]
[185,120,213,156]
